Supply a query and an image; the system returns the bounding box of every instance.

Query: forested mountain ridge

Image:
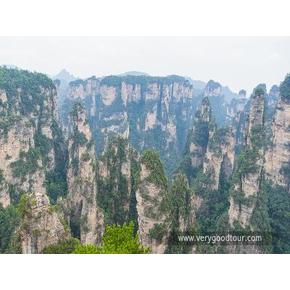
[1,66,290,253]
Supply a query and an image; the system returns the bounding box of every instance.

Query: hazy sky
[0,37,290,94]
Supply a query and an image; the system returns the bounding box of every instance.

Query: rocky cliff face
[97,137,134,225]
[265,76,290,189]
[65,103,104,244]
[60,75,194,174]
[203,127,235,190]
[19,192,70,254]
[202,80,228,126]
[0,86,44,200]
[228,86,266,228]
[0,169,10,208]
[204,80,222,97]
[59,75,243,175]
[183,97,212,178]
[202,80,241,126]
[267,85,279,110]
[181,96,235,190]
[136,150,170,253]
[227,89,248,120]
[0,67,69,253]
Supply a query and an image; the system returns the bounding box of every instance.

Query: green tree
[42,238,81,254]
[73,244,101,254]
[265,182,290,253]
[140,150,168,189]
[73,222,150,254]
[280,73,290,101]
[170,173,192,230]
[0,205,20,253]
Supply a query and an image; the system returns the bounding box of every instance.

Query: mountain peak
[204,80,222,97]
[238,89,247,98]
[53,69,76,83]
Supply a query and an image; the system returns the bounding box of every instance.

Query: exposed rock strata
[65,104,104,244]
[19,192,70,254]
[228,87,265,228]
[265,80,290,189]
[136,151,170,253]
[0,69,70,253]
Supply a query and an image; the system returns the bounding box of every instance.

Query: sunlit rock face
[228,86,266,229]
[265,76,290,190]
[203,127,235,190]
[186,97,212,170]
[65,103,104,245]
[0,67,69,253]
[19,192,70,254]
[136,151,170,254]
